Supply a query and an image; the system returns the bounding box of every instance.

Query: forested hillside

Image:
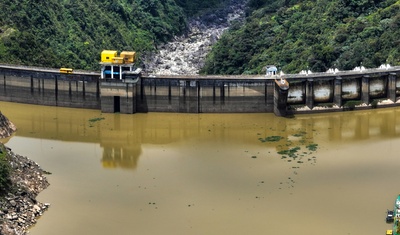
[201,0,400,74]
[0,0,220,70]
[1,0,400,74]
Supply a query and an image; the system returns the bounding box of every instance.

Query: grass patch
[344,100,362,110]
[370,99,386,108]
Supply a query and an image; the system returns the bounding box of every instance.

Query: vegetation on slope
[176,0,225,15]
[0,0,199,70]
[2,0,399,75]
[201,0,400,74]
[0,144,11,196]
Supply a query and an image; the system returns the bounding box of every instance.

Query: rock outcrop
[143,0,247,75]
[0,112,50,235]
[0,146,50,235]
[0,112,16,139]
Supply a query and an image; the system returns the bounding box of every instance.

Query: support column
[306,78,314,109]
[388,73,397,102]
[120,65,123,80]
[361,75,370,105]
[55,75,58,104]
[273,79,289,117]
[334,76,342,107]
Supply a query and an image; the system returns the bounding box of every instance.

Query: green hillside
[1,0,399,74]
[201,0,400,74]
[0,0,220,70]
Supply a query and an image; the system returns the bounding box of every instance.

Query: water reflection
[1,102,400,171]
[102,145,141,169]
[1,102,400,235]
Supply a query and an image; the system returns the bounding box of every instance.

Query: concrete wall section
[137,78,181,113]
[56,80,100,109]
[342,77,361,100]
[313,79,334,103]
[199,80,272,113]
[0,67,100,109]
[100,81,136,114]
[135,78,273,113]
[0,79,37,104]
[369,76,387,99]
[287,80,305,104]
[285,73,397,110]
[394,73,400,96]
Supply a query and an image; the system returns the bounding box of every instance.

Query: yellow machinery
[101,50,118,63]
[120,51,136,64]
[60,68,73,74]
[101,50,135,64]
[112,57,124,64]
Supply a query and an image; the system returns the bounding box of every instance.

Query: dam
[0,64,399,116]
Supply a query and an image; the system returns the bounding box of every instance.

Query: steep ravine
[143,0,247,75]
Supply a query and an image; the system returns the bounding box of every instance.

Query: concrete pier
[361,75,370,105]
[388,73,397,102]
[100,81,138,114]
[334,76,342,107]
[274,79,289,117]
[306,79,314,109]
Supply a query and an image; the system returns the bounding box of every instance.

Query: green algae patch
[292,131,307,137]
[89,117,105,123]
[306,143,318,151]
[258,136,284,142]
[88,117,105,127]
[277,146,301,158]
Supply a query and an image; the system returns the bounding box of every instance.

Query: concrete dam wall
[285,71,400,112]
[1,65,400,116]
[0,66,100,109]
[0,66,277,114]
[100,76,276,114]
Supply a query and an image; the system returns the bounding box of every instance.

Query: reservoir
[1,101,400,234]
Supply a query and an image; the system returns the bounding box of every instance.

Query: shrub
[344,100,362,110]
[371,99,379,108]
[0,144,11,196]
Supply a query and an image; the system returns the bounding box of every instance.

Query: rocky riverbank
[0,112,16,139]
[0,113,50,235]
[143,0,247,75]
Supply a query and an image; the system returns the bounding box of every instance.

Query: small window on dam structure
[114,96,120,113]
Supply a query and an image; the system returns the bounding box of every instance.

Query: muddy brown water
[1,101,400,235]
